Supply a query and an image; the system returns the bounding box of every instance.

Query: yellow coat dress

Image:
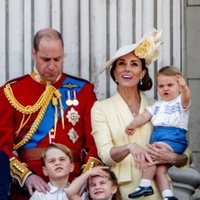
[91,92,163,200]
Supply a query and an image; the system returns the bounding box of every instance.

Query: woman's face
[88,175,117,200]
[113,52,145,88]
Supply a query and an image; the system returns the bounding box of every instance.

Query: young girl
[125,66,191,200]
[67,167,122,200]
[30,143,74,200]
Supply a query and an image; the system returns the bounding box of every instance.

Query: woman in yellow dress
[91,28,190,200]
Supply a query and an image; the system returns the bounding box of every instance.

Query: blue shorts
[150,126,188,154]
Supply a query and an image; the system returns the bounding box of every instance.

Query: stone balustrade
[168,165,200,200]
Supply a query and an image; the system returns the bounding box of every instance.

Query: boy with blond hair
[30,143,74,200]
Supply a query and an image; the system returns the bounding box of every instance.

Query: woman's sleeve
[91,101,117,166]
[182,147,192,168]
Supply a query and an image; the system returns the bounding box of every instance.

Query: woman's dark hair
[139,59,153,91]
[110,58,152,91]
[88,168,122,200]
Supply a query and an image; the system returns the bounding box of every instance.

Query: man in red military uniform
[0,28,99,199]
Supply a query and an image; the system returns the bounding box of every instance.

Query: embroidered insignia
[62,83,79,89]
[68,128,79,143]
[35,74,42,83]
[66,107,80,126]
[82,157,103,173]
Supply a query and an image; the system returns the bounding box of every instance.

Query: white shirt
[30,182,68,200]
[146,95,190,130]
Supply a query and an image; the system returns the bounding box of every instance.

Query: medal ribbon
[21,76,86,149]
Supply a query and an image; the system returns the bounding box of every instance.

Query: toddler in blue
[125,66,191,200]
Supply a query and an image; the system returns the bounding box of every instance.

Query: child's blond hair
[41,143,73,166]
[157,66,181,77]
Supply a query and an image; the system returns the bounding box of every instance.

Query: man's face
[32,38,64,83]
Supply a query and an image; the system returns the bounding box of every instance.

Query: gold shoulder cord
[4,83,60,150]
[4,83,53,114]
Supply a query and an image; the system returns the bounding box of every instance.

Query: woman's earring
[139,79,143,85]
[115,79,118,83]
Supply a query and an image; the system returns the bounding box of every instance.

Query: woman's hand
[146,142,177,166]
[129,143,153,170]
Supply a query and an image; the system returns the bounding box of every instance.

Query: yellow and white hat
[99,28,163,73]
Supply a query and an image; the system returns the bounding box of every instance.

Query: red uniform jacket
[0,73,99,186]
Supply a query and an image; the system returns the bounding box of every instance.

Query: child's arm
[177,75,191,109]
[66,166,108,200]
[125,110,152,135]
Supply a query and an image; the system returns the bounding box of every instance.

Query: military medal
[66,107,80,126]
[68,128,79,143]
[66,90,73,106]
[72,90,79,106]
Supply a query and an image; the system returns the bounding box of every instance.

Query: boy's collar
[48,182,69,193]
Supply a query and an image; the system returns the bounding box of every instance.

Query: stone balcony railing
[168,165,200,200]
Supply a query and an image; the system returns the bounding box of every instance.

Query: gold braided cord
[15,114,31,138]
[4,83,52,114]
[59,98,65,129]
[52,96,58,138]
[13,85,57,150]
[3,82,64,150]
[54,89,65,129]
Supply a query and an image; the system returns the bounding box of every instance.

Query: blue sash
[21,76,86,149]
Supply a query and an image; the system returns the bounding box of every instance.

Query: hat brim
[99,43,138,73]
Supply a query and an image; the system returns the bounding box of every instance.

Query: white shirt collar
[48,182,68,194]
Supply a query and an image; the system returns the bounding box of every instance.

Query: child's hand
[125,127,136,135]
[176,74,190,109]
[125,121,137,135]
[88,166,109,177]
[176,75,188,91]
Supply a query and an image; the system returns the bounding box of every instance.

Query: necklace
[119,89,141,117]
[127,103,140,117]
[132,112,137,117]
